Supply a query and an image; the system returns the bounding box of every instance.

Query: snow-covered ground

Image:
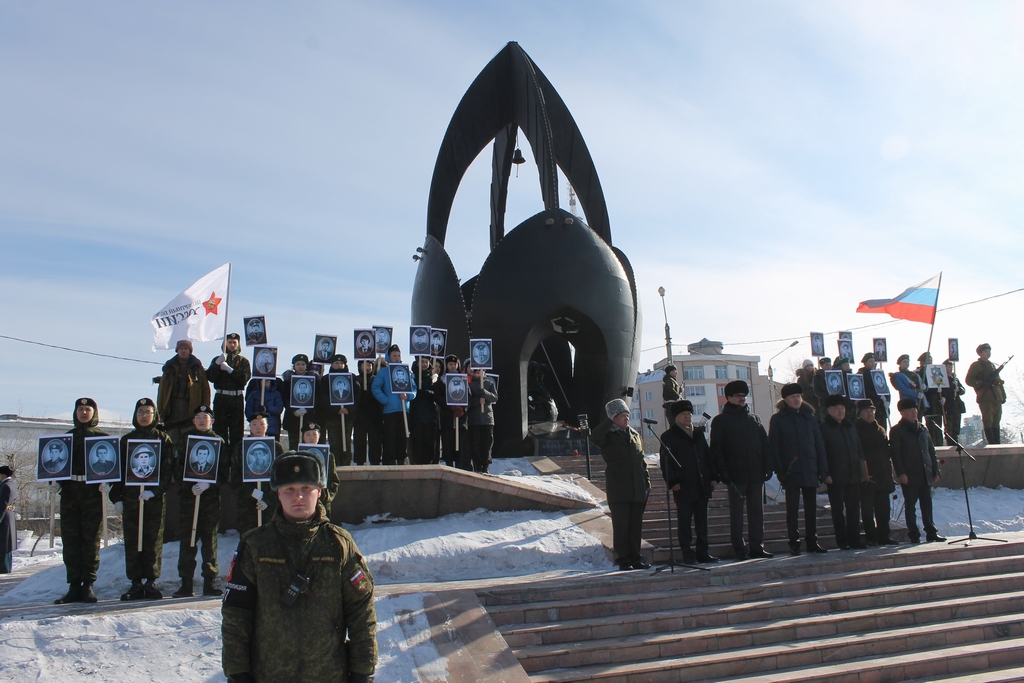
[491,457,599,503]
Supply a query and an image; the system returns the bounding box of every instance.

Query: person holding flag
[207,333,251,451]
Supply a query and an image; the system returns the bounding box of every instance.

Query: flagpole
[926,271,942,355]
[221,263,233,353]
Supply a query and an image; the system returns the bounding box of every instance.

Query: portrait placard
[373,326,393,355]
[948,338,960,363]
[328,372,355,406]
[925,364,950,390]
[470,338,493,369]
[873,338,888,363]
[252,345,278,379]
[445,373,469,406]
[312,362,329,378]
[84,436,121,484]
[837,339,853,362]
[838,331,852,340]
[846,373,867,401]
[182,435,221,483]
[241,437,277,483]
[313,334,337,363]
[353,329,375,360]
[869,369,890,396]
[409,325,431,357]
[290,375,317,409]
[297,443,329,480]
[244,316,267,346]
[809,332,825,358]
[125,439,161,487]
[389,364,413,393]
[37,434,73,483]
[429,328,447,358]
[824,370,845,396]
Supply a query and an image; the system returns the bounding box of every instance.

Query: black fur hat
[270,451,325,491]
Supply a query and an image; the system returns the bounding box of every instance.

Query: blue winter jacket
[245,380,285,436]
[890,371,919,401]
[371,365,418,415]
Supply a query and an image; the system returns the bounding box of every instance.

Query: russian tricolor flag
[856,274,941,324]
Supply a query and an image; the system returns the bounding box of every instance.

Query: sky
[1,2,1022,425]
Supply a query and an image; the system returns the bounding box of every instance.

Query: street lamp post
[658,287,674,433]
[768,340,800,408]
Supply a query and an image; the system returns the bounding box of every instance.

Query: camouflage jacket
[222,503,377,681]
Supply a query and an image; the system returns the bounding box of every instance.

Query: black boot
[203,578,223,596]
[143,579,163,600]
[172,579,194,598]
[54,583,82,604]
[121,580,145,601]
[81,582,98,603]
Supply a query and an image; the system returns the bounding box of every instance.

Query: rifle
[981,355,1014,390]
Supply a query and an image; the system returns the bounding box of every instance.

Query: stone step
[479,542,1024,607]
[907,666,1024,682]
[519,610,1024,678]
[488,558,1024,627]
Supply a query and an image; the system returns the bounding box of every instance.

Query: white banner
[151,264,231,351]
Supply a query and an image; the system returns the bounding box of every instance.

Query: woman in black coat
[659,400,718,564]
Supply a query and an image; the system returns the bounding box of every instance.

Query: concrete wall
[935,444,1024,490]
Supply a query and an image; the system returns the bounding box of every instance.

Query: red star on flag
[202,292,223,316]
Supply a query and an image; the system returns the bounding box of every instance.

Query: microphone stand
[943,429,1006,547]
[644,420,709,573]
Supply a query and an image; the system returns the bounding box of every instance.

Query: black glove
[227,674,255,683]
[764,471,774,482]
[349,674,371,683]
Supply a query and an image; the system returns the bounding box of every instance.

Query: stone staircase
[477,539,1024,682]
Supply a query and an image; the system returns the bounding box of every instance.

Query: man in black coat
[769,384,829,556]
[857,352,888,429]
[711,380,773,560]
[812,358,832,421]
[659,400,718,564]
[820,394,867,549]
[0,465,14,574]
[891,398,945,543]
[854,400,897,545]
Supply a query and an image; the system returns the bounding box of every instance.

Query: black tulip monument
[411,42,641,457]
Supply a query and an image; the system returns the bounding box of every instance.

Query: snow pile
[921,486,1024,536]
[487,458,540,476]
[487,457,598,503]
[349,509,609,583]
[11,532,65,572]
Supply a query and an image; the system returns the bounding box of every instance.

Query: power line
[0,334,162,365]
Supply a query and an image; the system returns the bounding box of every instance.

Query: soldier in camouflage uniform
[318,354,356,466]
[208,333,252,451]
[222,451,377,683]
[173,405,228,598]
[111,398,175,600]
[966,343,1008,445]
[233,412,284,536]
[662,364,682,422]
[54,397,109,604]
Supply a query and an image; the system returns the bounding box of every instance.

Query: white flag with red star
[151,264,231,351]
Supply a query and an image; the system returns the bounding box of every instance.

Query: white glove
[295,408,307,416]
[220,361,233,373]
[250,488,264,501]
[216,354,225,365]
[192,482,210,496]
[98,483,110,494]
[255,499,268,512]
[113,501,124,514]
[140,490,155,501]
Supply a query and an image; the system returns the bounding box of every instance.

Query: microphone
[642,418,658,425]
[699,412,712,428]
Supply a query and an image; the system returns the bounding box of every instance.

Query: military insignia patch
[349,569,366,586]
[293,465,300,472]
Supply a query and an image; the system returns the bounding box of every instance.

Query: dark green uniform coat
[207,350,252,450]
[60,406,109,584]
[222,503,377,681]
[591,419,650,503]
[112,414,174,581]
[176,428,227,581]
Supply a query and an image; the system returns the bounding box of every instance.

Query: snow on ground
[350,508,610,583]
[11,531,65,572]
[486,457,540,476]
[491,457,599,503]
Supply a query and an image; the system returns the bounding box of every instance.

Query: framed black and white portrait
[353,329,375,360]
[873,338,888,363]
[313,334,337,363]
[824,370,845,396]
[297,443,329,480]
[37,434,73,483]
[870,369,890,396]
[290,375,316,409]
[837,339,853,361]
[252,345,278,379]
[183,435,221,483]
[125,439,161,487]
[445,373,469,406]
[328,372,355,406]
[312,362,330,379]
[242,437,276,482]
[373,326,393,355]
[409,325,431,357]
[470,338,493,369]
[839,331,852,340]
[810,332,825,358]
[243,316,267,346]
[429,328,447,358]
[84,436,121,484]
[925,364,950,390]
[846,374,866,401]
[389,364,413,393]
[948,338,960,363]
